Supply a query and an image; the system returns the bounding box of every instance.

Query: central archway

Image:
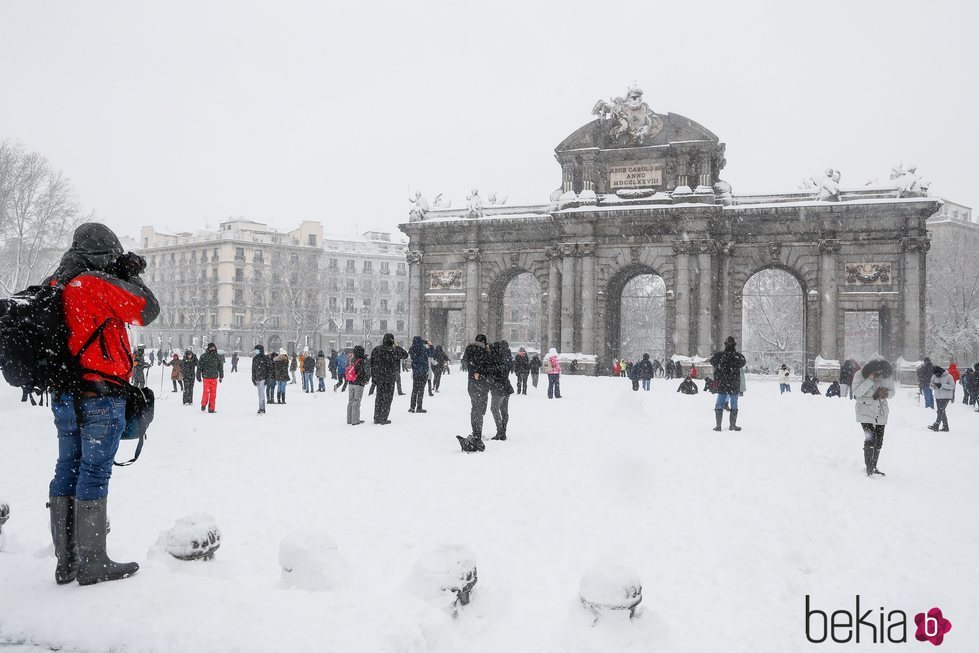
[604,265,668,368]
[741,268,805,374]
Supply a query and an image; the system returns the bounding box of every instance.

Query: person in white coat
[928,366,955,432]
[853,359,894,477]
[778,364,791,394]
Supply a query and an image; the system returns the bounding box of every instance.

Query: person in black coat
[801,376,821,395]
[825,380,841,398]
[634,353,655,391]
[369,333,408,424]
[458,334,492,452]
[665,359,675,379]
[487,340,514,440]
[677,376,699,394]
[916,357,935,408]
[529,353,542,388]
[251,344,273,414]
[513,347,531,395]
[709,336,747,431]
[179,350,198,405]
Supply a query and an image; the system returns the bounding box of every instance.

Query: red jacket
[57,272,160,385]
[948,363,960,383]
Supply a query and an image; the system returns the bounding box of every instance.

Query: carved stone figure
[591,86,664,146]
[465,189,483,219]
[408,191,430,222]
[713,179,733,206]
[430,270,464,290]
[487,192,508,206]
[814,168,841,202]
[892,164,928,198]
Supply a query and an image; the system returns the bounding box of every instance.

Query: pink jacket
[546,355,561,375]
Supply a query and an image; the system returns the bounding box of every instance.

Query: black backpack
[0,283,109,404]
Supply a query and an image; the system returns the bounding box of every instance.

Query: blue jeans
[50,394,127,500]
[921,386,934,408]
[715,393,739,411]
[277,380,287,395]
[318,377,326,391]
[303,372,314,391]
[642,378,651,391]
[780,383,790,394]
[547,374,561,398]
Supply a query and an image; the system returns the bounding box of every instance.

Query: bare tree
[619,274,666,361]
[927,233,979,363]
[0,142,86,295]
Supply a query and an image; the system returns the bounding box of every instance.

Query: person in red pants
[197,342,224,413]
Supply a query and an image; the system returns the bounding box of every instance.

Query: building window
[380,298,388,312]
[235,314,244,326]
[201,270,207,281]
[397,281,406,292]
[345,319,354,334]
[363,260,372,273]
[212,248,219,262]
[308,234,317,247]
[272,316,280,328]
[329,258,338,270]
[235,247,245,261]
[363,319,371,332]
[235,268,244,281]
[397,262,406,274]
[345,279,354,292]
[329,296,338,310]
[380,319,388,331]
[345,297,354,310]
[254,269,262,281]
[362,298,371,308]
[254,250,264,263]
[380,262,390,275]
[362,279,372,292]
[346,260,356,273]
[397,301,405,313]
[380,280,389,293]
[234,289,243,303]
[396,320,404,332]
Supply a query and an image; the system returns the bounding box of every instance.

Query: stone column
[696,240,715,357]
[545,246,562,350]
[406,249,424,339]
[818,239,841,360]
[580,242,597,355]
[672,241,690,356]
[560,243,577,353]
[464,247,480,341]
[901,237,929,359]
[719,242,734,342]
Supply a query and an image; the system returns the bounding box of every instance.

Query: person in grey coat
[853,359,894,477]
[928,366,955,431]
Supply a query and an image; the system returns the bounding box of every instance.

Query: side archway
[603,264,668,368]
[486,267,544,349]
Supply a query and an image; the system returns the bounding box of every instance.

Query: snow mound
[579,562,643,616]
[162,513,221,561]
[402,545,478,615]
[279,530,351,592]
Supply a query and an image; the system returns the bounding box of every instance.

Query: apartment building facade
[133,219,408,354]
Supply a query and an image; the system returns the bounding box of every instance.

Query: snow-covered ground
[1,365,977,652]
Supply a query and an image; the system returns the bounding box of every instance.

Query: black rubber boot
[729,410,742,431]
[863,442,875,476]
[75,498,138,586]
[870,433,885,476]
[48,496,78,585]
[456,435,485,452]
[713,409,723,431]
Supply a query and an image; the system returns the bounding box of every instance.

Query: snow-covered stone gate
[399,87,941,374]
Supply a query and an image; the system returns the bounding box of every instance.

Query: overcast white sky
[1,0,977,241]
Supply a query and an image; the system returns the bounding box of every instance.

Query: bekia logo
[806,596,952,646]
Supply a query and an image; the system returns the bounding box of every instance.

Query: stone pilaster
[901,237,929,359]
[545,246,562,350]
[560,243,576,353]
[719,241,735,343]
[695,239,716,357]
[406,249,424,339]
[818,239,841,360]
[463,247,480,341]
[580,242,597,355]
[672,241,691,356]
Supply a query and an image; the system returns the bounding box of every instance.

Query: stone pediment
[555,112,720,153]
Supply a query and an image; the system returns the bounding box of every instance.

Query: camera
[111,252,147,280]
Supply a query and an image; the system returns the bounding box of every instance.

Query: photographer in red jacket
[46,223,159,586]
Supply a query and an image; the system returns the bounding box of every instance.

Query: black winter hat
[724,336,737,349]
[932,366,945,376]
[475,334,487,344]
[382,333,395,345]
[49,222,125,282]
[861,359,893,379]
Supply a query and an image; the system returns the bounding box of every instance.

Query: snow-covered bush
[402,545,478,616]
[163,513,221,561]
[278,530,350,592]
[578,562,643,622]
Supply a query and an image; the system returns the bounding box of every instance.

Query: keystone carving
[406,250,423,265]
[463,247,481,262]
